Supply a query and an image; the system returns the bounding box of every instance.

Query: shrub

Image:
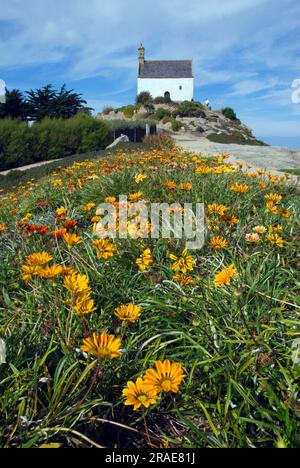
[0,116,111,171]
[144,103,155,114]
[102,106,114,115]
[153,96,165,104]
[222,107,238,121]
[143,134,175,150]
[171,119,182,132]
[154,108,171,121]
[176,101,206,118]
[136,92,153,105]
[118,105,140,119]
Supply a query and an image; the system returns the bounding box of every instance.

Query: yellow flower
[266,233,284,248]
[93,239,116,259]
[268,224,283,233]
[83,202,96,212]
[115,304,141,323]
[64,273,91,296]
[25,252,53,266]
[21,265,42,282]
[253,226,267,234]
[208,204,228,216]
[265,193,282,204]
[169,249,195,274]
[278,208,291,219]
[56,206,67,216]
[144,359,186,394]
[180,183,193,191]
[129,192,143,202]
[0,224,7,232]
[214,264,237,287]
[230,183,250,193]
[21,213,32,222]
[63,233,82,247]
[52,179,63,187]
[195,165,212,175]
[173,273,194,286]
[136,248,153,271]
[74,295,96,315]
[81,331,121,359]
[105,197,117,204]
[91,215,101,223]
[122,377,158,411]
[164,181,177,190]
[39,265,64,279]
[209,235,228,250]
[135,174,147,184]
[266,201,279,214]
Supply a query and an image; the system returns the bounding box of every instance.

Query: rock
[106,134,129,149]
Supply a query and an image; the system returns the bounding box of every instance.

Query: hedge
[0,116,112,171]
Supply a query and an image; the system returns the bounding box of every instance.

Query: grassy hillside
[0,143,299,448]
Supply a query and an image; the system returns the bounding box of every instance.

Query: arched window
[164,91,170,99]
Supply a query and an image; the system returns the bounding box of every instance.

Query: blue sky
[0,0,300,138]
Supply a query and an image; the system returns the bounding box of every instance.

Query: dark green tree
[0,88,26,119]
[25,84,92,121]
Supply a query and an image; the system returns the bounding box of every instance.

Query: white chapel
[137,45,194,102]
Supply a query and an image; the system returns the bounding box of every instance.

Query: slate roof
[139,60,193,79]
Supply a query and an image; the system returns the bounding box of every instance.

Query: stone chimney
[138,44,145,76]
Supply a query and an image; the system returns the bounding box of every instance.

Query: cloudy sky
[0,0,300,138]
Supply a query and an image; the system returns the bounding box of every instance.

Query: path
[173,134,300,175]
[0,158,62,176]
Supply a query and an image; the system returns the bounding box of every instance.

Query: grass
[0,144,299,448]
[207,132,267,146]
[282,168,300,176]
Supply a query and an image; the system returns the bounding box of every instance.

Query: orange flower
[122,377,158,411]
[93,239,116,259]
[144,359,186,394]
[81,331,121,359]
[209,235,228,250]
[214,264,237,287]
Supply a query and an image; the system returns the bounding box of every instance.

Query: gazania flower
[180,183,193,191]
[64,233,82,247]
[230,183,250,193]
[136,248,153,271]
[122,377,158,411]
[208,204,228,216]
[63,219,78,230]
[169,249,195,274]
[266,233,284,248]
[0,224,7,232]
[91,215,101,223]
[253,226,267,234]
[268,224,283,233]
[144,359,186,394]
[81,331,121,359]
[266,201,279,214]
[21,265,42,282]
[173,273,194,286]
[64,273,91,296]
[25,252,53,266]
[60,266,77,277]
[56,207,67,217]
[105,197,117,204]
[52,179,63,187]
[115,304,141,323]
[278,208,291,219]
[164,181,177,190]
[214,264,237,287]
[93,239,116,259]
[51,228,67,239]
[39,265,64,279]
[195,165,212,175]
[209,235,228,250]
[245,233,261,244]
[83,202,96,212]
[135,174,147,184]
[74,295,96,315]
[265,193,282,204]
[129,192,143,202]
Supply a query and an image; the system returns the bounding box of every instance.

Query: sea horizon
[258,136,300,149]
